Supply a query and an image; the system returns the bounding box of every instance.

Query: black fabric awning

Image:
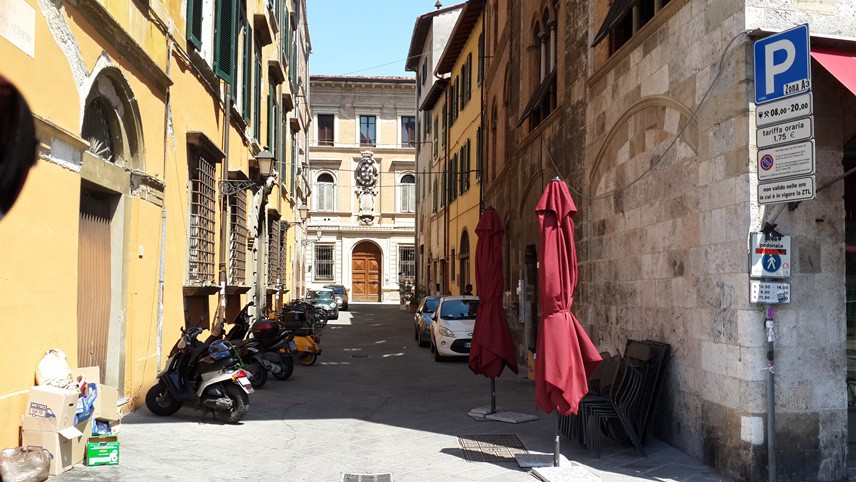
[518,70,556,126]
[591,0,639,47]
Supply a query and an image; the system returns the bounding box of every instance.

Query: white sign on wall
[757,140,815,181]
[750,233,791,279]
[756,117,813,149]
[757,176,815,205]
[750,280,791,304]
[0,0,35,58]
[755,92,813,127]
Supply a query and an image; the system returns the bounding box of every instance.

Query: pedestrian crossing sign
[750,233,791,279]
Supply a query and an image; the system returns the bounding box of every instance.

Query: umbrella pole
[554,412,560,467]
[490,378,496,414]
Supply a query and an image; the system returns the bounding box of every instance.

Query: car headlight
[437,324,455,338]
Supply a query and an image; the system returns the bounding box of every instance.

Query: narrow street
[62,304,723,482]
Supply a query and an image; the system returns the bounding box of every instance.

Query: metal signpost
[752,24,814,482]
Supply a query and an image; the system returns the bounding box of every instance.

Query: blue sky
[307,0,465,77]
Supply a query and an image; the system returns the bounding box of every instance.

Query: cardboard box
[85,438,119,467]
[71,417,92,465]
[95,385,119,421]
[71,367,120,422]
[24,386,78,432]
[22,429,83,476]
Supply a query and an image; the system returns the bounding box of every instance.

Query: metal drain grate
[343,474,392,482]
[458,434,529,463]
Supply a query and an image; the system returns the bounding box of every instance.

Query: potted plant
[409,285,426,313]
[398,280,414,311]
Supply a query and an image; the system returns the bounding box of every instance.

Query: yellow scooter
[279,310,322,366]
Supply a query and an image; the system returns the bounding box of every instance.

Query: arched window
[459,230,470,294]
[316,172,335,212]
[550,2,559,72]
[82,98,119,162]
[541,8,550,81]
[399,174,415,213]
[81,70,142,168]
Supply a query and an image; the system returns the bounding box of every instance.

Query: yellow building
[434,1,484,296]
[0,0,310,449]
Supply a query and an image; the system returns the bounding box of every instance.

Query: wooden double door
[352,241,381,302]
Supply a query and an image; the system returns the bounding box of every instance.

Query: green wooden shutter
[214,0,237,84]
[253,41,261,138]
[186,0,203,50]
[242,22,252,123]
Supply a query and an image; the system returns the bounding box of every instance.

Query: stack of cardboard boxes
[20,367,120,476]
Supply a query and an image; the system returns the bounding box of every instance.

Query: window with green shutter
[186,0,203,50]
[267,83,275,146]
[242,22,252,123]
[214,0,238,84]
[253,38,262,139]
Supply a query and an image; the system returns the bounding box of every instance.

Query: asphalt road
[61,303,723,481]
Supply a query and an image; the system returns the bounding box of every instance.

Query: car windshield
[327,286,345,295]
[423,297,440,313]
[439,299,478,319]
[308,290,333,300]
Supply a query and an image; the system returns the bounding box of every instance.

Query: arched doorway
[352,241,382,302]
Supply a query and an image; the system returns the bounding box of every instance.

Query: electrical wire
[546,30,750,201]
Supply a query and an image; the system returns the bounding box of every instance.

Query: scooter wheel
[145,381,183,416]
[220,383,249,424]
[245,362,267,388]
[298,352,318,366]
[272,356,294,380]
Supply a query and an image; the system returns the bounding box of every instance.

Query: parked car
[413,296,441,348]
[305,288,339,320]
[323,284,349,310]
[430,296,479,362]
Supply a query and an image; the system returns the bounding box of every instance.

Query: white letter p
[765,40,795,96]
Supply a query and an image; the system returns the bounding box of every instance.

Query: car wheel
[418,331,428,348]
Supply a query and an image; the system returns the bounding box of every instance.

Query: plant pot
[409,304,418,313]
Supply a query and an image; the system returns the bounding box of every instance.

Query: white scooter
[145,327,253,423]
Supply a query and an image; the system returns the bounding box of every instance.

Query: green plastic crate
[85,439,119,466]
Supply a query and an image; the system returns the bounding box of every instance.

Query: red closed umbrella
[535,180,601,416]
[469,208,518,379]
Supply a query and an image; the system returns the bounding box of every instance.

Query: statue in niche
[355,151,379,225]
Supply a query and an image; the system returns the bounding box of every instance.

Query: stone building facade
[306,76,417,303]
[415,0,856,479]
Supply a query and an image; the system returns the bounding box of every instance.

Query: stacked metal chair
[559,339,671,458]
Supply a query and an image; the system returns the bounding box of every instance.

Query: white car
[430,296,479,362]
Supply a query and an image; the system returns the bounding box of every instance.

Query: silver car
[323,284,349,310]
[413,296,440,348]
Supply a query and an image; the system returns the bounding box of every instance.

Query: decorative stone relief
[355,150,379,225]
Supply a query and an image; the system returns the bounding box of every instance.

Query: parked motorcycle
[224,303,296,388]
[145,327,253,423]
[279,310,322,366]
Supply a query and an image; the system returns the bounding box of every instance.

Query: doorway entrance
[352,241,382,302]
[77,193,113,383]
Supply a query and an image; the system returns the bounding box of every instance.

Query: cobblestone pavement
[61,303,727,481]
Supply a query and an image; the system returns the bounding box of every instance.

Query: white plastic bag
[35,349,74,389]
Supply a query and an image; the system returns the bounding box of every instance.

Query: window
[188,148,216,283]
[228,192,248,285]
[214,0,238,84]
[594,0,670,54]
[440,299,479,319]
[401,116,416,148]
[241,21,253,123]
[421,61,428,86]
[253,38,262,138]
[459,230,470,293]
[82,99,117,163]
[476,126,483,181]
[449,154,458,203]
[477,33,485,85]
[463,53,472,107]
[267,82,278,150]
[399,245,416,280]
[441,104,447,147]
[317,114,334,146]
[460,139,471,193]
[400,174,415,212]
[186,0,203,50]
[433,117,439,158]
[360,115,376,147]
[268,217,282,284]
[316,173,335,212]
[315,244,334,281]
[432,178,438,213]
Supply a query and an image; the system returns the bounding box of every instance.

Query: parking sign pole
[765,305,776,482]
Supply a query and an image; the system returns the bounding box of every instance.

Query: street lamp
[254,147,277,180]
[298,203,310,222]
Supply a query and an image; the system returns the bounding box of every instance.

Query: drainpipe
[156,40,173,370]
[217,86,232,334]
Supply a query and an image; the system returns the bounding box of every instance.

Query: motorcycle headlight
[438,324,455,338]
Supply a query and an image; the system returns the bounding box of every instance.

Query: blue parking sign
[754,24,811,104]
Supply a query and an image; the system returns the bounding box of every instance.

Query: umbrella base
[530,461,600,482]
[468,405,503,418]
[485,411,538,424]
